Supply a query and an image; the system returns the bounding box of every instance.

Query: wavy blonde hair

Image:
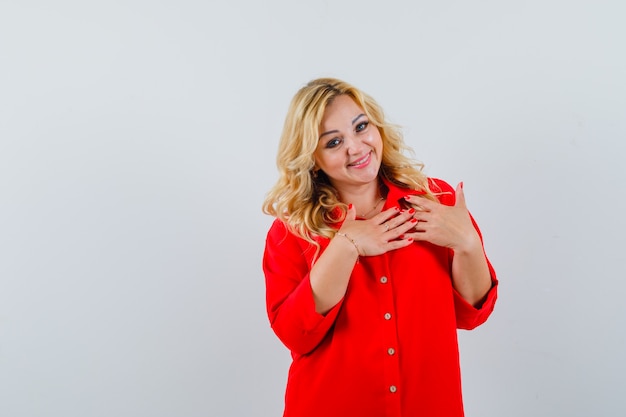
[262,77,436,247]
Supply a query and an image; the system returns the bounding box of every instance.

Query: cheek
[367,131,383,149]
[322,154,347,171]
[313,152,332,171]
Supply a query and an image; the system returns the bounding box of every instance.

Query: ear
[312,160,322,174]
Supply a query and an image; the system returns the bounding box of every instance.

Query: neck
[337,181,385,218]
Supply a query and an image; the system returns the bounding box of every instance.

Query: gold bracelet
[335,232,361,258]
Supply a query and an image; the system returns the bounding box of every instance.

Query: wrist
[453,233,482,255]
[335,232,361,259]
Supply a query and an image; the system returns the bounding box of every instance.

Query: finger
[455,182,467,208]
[403,195,434,211]
[372,206,401,224]
[384,208,416,230]
[414,219,427,232]
[399,217,428,237]
[403,231,427,243]
[394,217,421,236]
[385,237,414,251]
[345,203,357,221]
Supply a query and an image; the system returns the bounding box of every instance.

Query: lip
[348,152,372,168]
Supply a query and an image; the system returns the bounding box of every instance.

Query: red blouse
[263,178,498,417]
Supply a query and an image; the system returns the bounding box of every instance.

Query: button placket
[377,270,400,409]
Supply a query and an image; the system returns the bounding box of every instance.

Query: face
[314,95,383,193]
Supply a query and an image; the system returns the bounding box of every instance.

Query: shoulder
[266,217,291,242]
[265,218,315,248]
[264,218,299,259]
[264,218,321,265]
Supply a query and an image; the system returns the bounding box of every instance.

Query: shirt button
[389,385,397,393]
[384,313,392,320]
[387,348,395,355]
[380,276,388,284]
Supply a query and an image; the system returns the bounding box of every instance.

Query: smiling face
[314,94,383,194]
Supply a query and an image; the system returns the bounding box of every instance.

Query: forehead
[321,95,363,126]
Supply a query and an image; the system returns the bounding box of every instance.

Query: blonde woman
[262,78,498,417]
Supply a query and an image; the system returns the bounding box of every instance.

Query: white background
[1,1,625,416]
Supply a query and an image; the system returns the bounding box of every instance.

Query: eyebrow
[319,113,367,139]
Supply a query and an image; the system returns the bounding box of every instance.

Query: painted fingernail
[407,237,414,242]
[348,204,353,209]
[399,234,405,239]
[410,218,418,223]
[408,208,416,214]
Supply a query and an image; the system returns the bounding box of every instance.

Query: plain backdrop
[1,1,625,416]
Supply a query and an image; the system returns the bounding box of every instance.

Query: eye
[325,137,342,149]
[355,121,369,132]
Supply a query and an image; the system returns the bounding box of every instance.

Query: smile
[348,152,372,168]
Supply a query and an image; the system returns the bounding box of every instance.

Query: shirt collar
[381,176,426,209]
[327,177,427,228]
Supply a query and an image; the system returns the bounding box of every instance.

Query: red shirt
[263,178,498,417]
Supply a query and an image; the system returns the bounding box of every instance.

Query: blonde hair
[262,77,436,247]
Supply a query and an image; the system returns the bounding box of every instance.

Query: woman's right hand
[338,205,417,257]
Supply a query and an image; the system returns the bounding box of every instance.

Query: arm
[309,204,416,314]
[404,180,498,326]
[263,219,344,355]
[449,210,493,307]
[309,230,359,314]
[263,207,418,354]
[452,246,498,330]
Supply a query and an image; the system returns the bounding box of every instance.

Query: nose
[344,133,365,155]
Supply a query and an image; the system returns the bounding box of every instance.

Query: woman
[262,78,498,417]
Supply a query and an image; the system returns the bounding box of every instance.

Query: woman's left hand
[403,183,481,252]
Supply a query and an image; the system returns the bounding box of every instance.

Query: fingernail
[348,204,353,209]
[407,237,413,242]
[410,218,418,223]
[399,234,405,239]
[408,208,416,214]
[460,182,464,189]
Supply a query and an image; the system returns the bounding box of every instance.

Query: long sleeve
[452,206,498,330]
[263,219,343,355]
[428,178,499,330]
[453,258,498,330]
